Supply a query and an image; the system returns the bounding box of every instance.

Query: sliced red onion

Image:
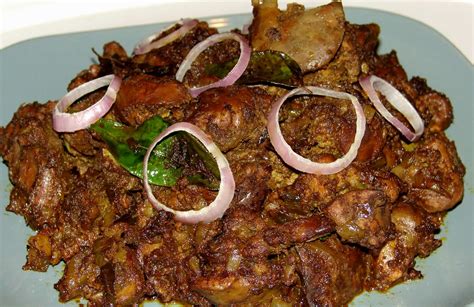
[133,18,198,55]
[175,32,251,97]
[359,75,424,142]
[241,21,251,35]
[143,122,235,224]
[267,86,366,175]
[52,74,121,133]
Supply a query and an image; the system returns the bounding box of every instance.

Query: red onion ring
[241,21,251,35]
[175,32,251,97]
[267,86,366,175]
[359,75,424,142]
[52,74,121,133]
[143,122,235,224]
[133,18,198,55]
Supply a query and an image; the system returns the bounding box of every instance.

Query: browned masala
[0,2,464,306]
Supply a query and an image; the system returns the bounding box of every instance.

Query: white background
[0,0,473,64]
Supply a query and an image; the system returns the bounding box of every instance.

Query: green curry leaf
[90,116,220,189]
[179,132,220,179]
[90,116,181,187]
[205,50,303,86]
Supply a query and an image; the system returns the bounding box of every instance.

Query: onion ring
[359,75,424,142]
[175,32,251,97]
[133,18,198,55]
[143,122,235,224]
[52,74,121,133]
[267,86,366,175]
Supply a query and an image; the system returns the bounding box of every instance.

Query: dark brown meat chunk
[1,102,69,229]
[103,41,128,61]
[193,189,334,305]
[188,85,273,152]
[56,233,145,305]
[114,74,193,126]
[55,247,101,302]
[411,76,453,132]
[142,222,210,305]
[150,179,217,212]
[304,23,380,87]
[343,109,387,163]
[132,21,218,73]
[367,202,442,290]
[250,1,345,73]
[225,145,273,211]
[392,133,464,212]
[63,129,102,156]
[325,190,390,248]
[296,237,366,306]
[263,214,335,247]
[92,226,147,306]
[24,230,54,271]
[264,164,401,226]
[279,95,356,162]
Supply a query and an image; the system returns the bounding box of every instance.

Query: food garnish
[175,32,251,97]
[205,50,303,86]
[133,18,198,55]
[267,86,366,174]
[52,74,121,132]
[143,122,235,224]
[91,115,220,189]
[91,116,181,186]
[359,75,425,142]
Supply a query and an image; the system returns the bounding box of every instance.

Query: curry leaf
[90,116,220,189]
[179,132,220,179]
[205,50,303,86]
[90,116,181,187]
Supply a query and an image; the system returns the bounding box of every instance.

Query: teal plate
[1,7,473,307]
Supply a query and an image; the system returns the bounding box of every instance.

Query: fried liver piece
[392,133,464,213]
[325,190,391,249]
[114,74,193,126]
[0,102,69,230]
[296,237,366,306]
[188,85,273,152]
[367,202,443,290]
[250,0,345,73]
